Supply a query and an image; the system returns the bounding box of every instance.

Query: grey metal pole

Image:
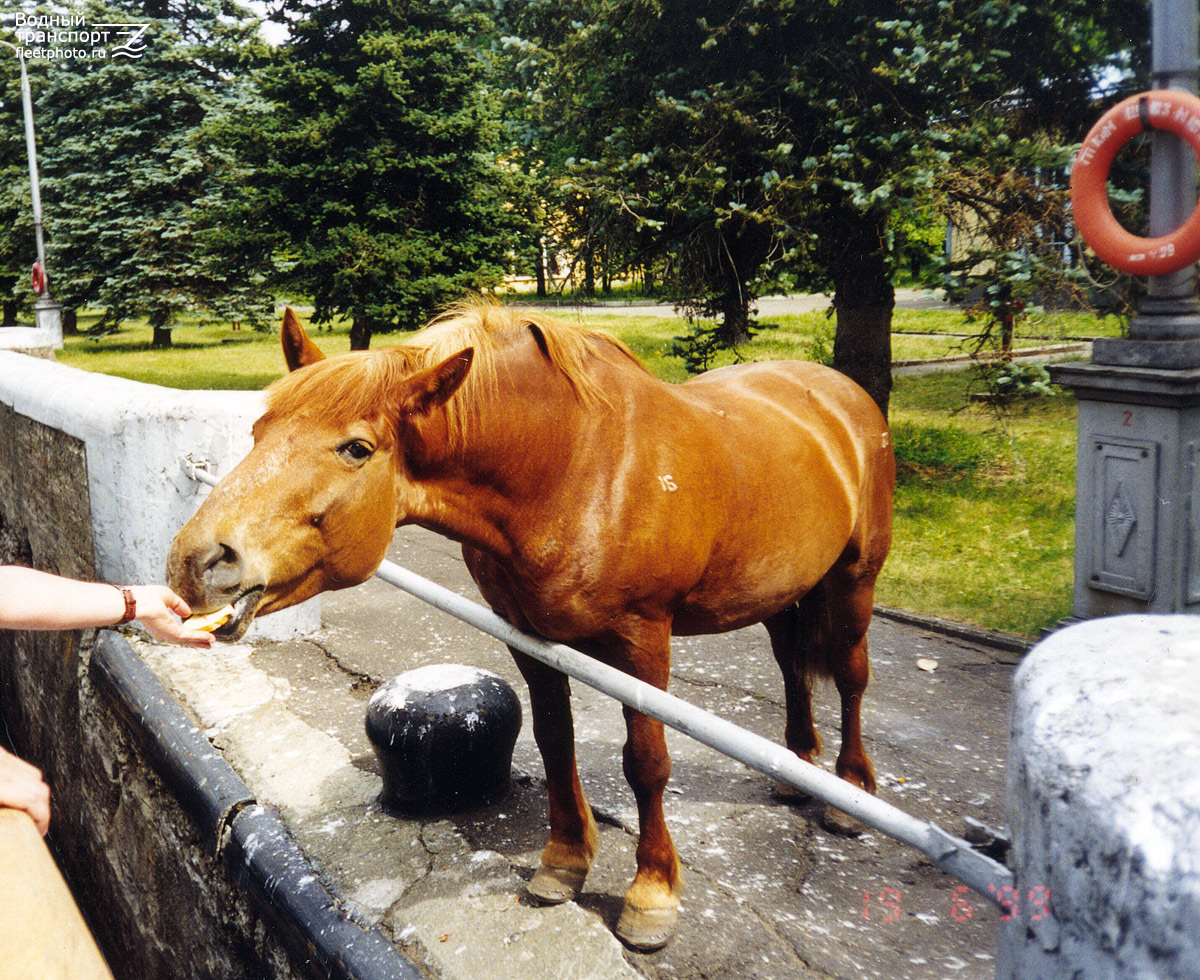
[370,557,1015,904]
[186,450,1013,902]
[18,53,47,277]
[1138,0,1200,331]
[1,40,49,290]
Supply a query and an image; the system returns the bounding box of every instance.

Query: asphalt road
[514,288,948,318]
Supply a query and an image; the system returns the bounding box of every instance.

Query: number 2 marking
[658,475,678,492]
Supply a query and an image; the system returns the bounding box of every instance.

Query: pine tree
[242,0,528,349]
[36,0,271,346]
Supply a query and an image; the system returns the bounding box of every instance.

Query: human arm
[0,567,212,648]
[0,746,50,835]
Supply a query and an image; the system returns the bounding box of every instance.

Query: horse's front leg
[609,625,682,951]
[511,649,599,905]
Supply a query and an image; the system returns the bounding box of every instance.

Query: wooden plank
[0,808,114,980]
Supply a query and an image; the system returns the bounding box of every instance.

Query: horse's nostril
[201,542,244,591]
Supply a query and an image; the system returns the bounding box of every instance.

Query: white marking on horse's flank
[658,474,679,492]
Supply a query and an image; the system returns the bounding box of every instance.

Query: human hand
[128,585,213,648]
[0,746,51,835]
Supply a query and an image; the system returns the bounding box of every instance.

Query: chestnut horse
[168,302,894,950]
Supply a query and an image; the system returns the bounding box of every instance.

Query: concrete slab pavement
[141,525,1022,980]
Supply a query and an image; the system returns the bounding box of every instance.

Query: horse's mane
[262,299,647,445]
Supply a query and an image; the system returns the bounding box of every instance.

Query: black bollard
[365,665,522,814]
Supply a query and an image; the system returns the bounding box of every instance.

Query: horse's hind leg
[766,567,879,824]
[764,596,824,799]
[788,551,885,838]
[512,650,599,905]
[822,558,881,798]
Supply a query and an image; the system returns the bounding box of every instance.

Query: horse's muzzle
[209,586,265,642]
[167,535,265,641]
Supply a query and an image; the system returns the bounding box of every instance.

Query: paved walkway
[518,288,1090,376]
[144,526,1024,980]
[516,287,948,318]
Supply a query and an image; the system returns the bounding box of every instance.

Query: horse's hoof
[527,863,588,905]
[773,778,813,803]
[820,804,867,837]
[615,903,678,952]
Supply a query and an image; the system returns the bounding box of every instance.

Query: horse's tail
[792,580,835,683]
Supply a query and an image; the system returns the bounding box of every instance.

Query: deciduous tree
[503,0,1144,414]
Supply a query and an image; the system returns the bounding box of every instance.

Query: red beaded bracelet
[113,585,136,625]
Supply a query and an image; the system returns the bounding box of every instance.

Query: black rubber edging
[90,630,424,980]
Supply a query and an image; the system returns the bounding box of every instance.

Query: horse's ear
[397,348,474,418]
[281,307,326,372]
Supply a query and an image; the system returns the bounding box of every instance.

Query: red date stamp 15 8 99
[862,885,1051,924]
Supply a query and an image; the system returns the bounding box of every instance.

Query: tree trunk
[149,309,173,349]
[831,212,894,418]
[1,300,17,326]
[535,236,547,299]
[350,316,373,351]
[718,288,753,346]
[62,309,78,335]
[1000,312,1014,359]
[582,240,596,299]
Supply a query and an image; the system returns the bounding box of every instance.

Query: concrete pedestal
[1002,615,1200,979]
[0,299,62,357]
[1050,360,1200,617]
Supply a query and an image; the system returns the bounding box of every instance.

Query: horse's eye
[338,440,373,462]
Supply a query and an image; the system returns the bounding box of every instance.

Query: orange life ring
[1070,89,1200,276]
[30,261,46,296]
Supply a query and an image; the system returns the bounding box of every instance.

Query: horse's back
[652,359,892,634]
[682,359,884,435]
[674,359,889,494]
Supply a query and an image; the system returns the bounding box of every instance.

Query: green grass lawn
[56,312,351,389]
[884,372,1076,635]
[56,304,1080,637]
[889,307,1126,341]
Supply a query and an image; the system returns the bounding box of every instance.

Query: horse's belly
[671,531,848,636]
[673,580,814,634]
[672,600,792,636]
[661,366,875,635]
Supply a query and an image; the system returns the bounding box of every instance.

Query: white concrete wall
[0,350,318,639]
[1001,615,1200,979]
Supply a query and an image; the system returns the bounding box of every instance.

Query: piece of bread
[184,604,235,632]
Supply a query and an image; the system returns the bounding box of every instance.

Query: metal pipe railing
[184,459,1013,903]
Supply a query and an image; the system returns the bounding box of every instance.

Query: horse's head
[167,309,473,640]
